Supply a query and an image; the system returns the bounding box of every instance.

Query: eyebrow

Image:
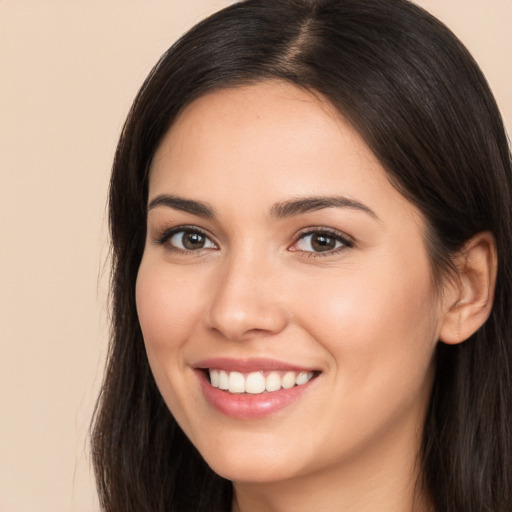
[270,196,378,220]
[148,194,215,218]
[147,193,378,220]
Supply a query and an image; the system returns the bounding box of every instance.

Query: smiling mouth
[207,369,318,395]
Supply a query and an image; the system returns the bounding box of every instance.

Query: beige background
[0,1,510,511]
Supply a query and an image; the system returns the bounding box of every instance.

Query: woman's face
[136,82,448,484]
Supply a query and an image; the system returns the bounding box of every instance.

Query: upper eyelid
[292,226,354,244]
[288,229,354,260]
[153,225,217,246]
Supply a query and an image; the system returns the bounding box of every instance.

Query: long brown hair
[91,1,512,510]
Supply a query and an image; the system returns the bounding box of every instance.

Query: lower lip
[196,370,316,419]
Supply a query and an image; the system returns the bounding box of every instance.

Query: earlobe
[439,232,497,345]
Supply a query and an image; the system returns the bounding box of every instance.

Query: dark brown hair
[91,1,512,510]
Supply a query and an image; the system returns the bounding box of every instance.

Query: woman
[91,0,512,510]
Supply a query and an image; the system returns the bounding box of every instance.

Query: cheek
[294,259,438,452]
[135,260,203,362]
[135,259,208,426]
[296,252,439,391]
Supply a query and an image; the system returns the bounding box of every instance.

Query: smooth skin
[136,82,496,512]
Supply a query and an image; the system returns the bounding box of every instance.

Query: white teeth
[296,371,311,385]
[229,371,245,393]
[281,371,296,389]
[210,369,220,387]
[265,372,282,392]
[208,369,315,394]
[218,370,229,390]
[245,372,266,394]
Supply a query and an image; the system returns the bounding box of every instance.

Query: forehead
[149,81,419,224]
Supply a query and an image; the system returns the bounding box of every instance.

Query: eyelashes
[154,225,217,253]
[289,227,353,256]
[153,225,353,257]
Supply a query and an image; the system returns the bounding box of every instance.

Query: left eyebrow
[270,196,379,220]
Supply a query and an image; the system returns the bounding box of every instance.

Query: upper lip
[192,357,319,373]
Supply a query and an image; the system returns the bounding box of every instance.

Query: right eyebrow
[147,194,215,218]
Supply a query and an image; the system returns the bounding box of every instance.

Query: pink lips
[194,357,315,373]
[193,358,318,420]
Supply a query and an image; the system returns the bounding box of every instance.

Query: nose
[205,253,288,341]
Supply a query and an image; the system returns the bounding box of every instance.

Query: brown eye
[310,234,337,252]
[292,231,349,254]
[183,232,205,249]
[169,229,216,251]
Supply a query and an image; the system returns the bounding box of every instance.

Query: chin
[196,433,320,484]
[209,457,294,484]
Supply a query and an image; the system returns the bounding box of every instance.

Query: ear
[439,231,497,345]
